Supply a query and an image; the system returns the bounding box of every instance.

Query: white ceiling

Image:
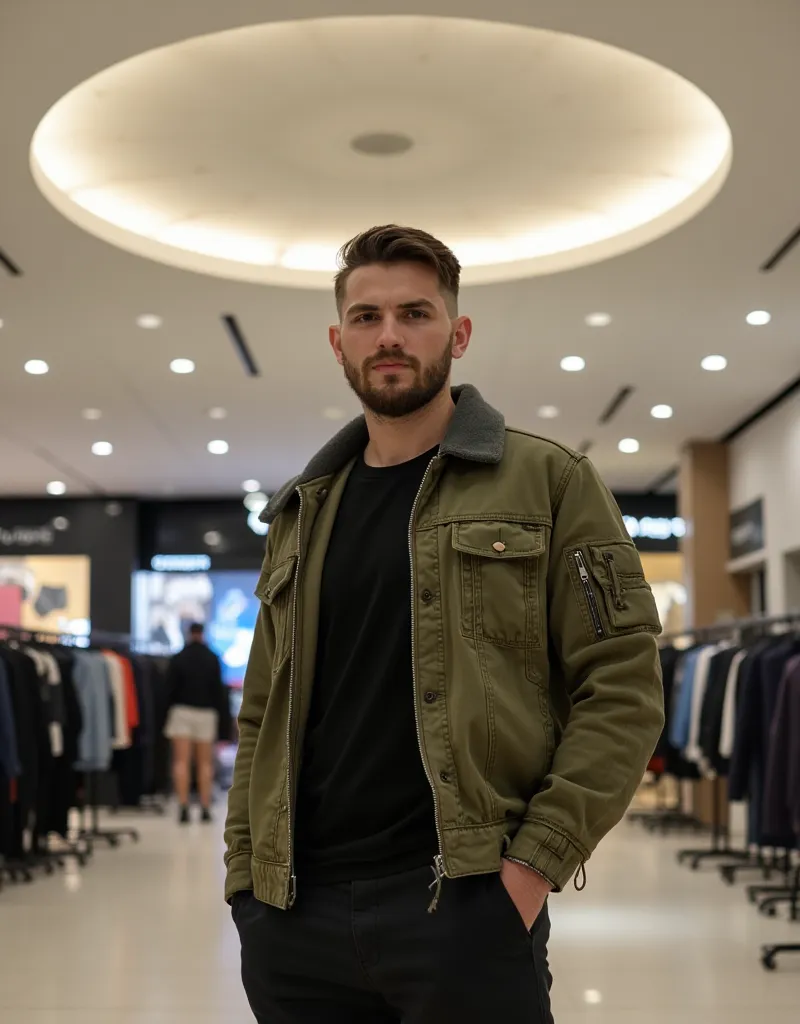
[1,0,799,499]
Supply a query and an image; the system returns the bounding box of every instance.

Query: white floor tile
[1,804,798,1022]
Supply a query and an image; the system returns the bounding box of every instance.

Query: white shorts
[164,705,218,744]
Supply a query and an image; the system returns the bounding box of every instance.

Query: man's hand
[500,858,552,931]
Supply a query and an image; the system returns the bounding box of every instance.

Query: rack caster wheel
[765,907,777,918]
[108,837,119,848]
[720,866,735,885]
[761,953,776,971]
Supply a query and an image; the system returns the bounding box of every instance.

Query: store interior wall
[729,387,800,614]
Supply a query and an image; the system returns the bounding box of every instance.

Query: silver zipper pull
[574,550,590,581]
[427,854,446,913]
[288,874,297,908]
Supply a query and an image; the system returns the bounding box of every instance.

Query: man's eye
[355,313,378,323]
[405,309,428,319]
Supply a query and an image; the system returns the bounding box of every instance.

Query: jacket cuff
[224,851,253,904]
[506,817,587,892]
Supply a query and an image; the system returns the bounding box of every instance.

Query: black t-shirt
[293,446,440,882]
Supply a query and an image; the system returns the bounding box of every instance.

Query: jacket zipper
[603,551,625,610]
[573,550,605,640]
[285,488,305,909]
[408,455,447,912]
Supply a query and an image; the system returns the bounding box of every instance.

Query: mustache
[366,353,419,371]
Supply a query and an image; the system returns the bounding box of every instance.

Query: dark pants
[234,865,554,1023]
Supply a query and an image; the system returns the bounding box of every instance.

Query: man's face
[330,262,471,418]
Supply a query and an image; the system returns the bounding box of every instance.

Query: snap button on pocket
[421,589,434,603]
[424,691,438,704]
[492,541,506,552]
[439,771,451,783]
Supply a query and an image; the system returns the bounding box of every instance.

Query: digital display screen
[132,569,259,688]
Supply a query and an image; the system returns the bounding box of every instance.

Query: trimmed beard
[342,334,454,419]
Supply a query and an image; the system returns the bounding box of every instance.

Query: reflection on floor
[0,805,798,1023]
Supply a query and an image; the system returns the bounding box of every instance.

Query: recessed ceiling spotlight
[322,407,346,421]
[242,479,261,493]
[651,404,674,419]
[208,440,229,455]
[46,481,67,496]
[618,438,640,454]
[701,355,728,372]
[585,312,612,327]
[0,318,4,329]
[82,408,102,420]
[137,314,162,329]
[560,356,586,372]
[204,530,222,547]
[537,405,560,419]
[208,407,228,420]
[92,441,113,456]
[170,358,195,374]
[746,310,771,326]
[25,359,49,375]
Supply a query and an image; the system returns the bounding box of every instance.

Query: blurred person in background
[165,622,231,823]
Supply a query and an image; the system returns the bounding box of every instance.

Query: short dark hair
[334,225,461,317]
[189,622,204,637]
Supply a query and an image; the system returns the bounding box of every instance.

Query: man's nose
[376,314,404,348]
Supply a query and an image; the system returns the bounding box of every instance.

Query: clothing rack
[654,612,800,969]
[0,623,142,884]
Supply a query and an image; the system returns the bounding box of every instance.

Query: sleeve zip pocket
[573,551,606,640]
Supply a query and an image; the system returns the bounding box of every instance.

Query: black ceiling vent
[760,222,800,272]
[221,314,261,377]
[598,386,634,425]
[0,248,22,276]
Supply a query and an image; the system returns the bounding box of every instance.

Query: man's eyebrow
[344,298,438,317]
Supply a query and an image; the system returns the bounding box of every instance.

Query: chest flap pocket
[255,556,297,670]
[452,521,546,649]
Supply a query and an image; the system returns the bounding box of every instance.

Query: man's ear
[329,324,344,366]
[451,316,472,360]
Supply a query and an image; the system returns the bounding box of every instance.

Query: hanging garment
[762,655,800,838]
[72,651,113,771]
[718,649,748,760]
[698,647,741,777]
[684,646,717,764]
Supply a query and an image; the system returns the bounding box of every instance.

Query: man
[225,225,664,1022]
[165,622,230,823]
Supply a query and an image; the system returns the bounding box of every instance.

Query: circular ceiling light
[585,312,612,327]
[52,516,70,531]
[651,404,674,419]
[208,439,229,455]
[701,355,727,372]
[537,405,560,419]
[25,359,49,375]
[746,310,771,326]
[92,441,113,456]
[243,479,261,492]
[204,530,222,547]
[561,356,586,373]
[618,438,640,454]
[351,132,414,156]
[82,407,102,420]
[208,407,228,420]
[170,358,195,374]
[29,17,733,289]
[137,314,162,329]
[46,481,67,495]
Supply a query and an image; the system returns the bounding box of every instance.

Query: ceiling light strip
[720,372,800,443]
[221,314,261,378]
[598,385,634,425]
[760,222,800,273]
[0,248,22,277]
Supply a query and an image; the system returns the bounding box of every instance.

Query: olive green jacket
[224,385,664,908]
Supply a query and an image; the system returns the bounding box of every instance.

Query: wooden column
[679,441,749,627]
